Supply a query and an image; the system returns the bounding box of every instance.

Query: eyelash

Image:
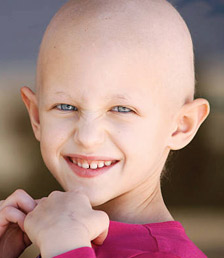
[56,104,78,111]
[111,106,133,113]
[55,104,133,113]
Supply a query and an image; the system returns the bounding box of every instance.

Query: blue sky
[0,0,223,62]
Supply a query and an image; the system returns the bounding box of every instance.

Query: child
[0,0,210,257]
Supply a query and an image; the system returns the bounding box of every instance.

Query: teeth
[90,162,98,169]
[98,161,104,168]
[70,157,116,169]
[105,161,112,166]
[82,162,90,169]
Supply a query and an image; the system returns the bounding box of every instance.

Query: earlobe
[168,98,210,150]
[20,86,41,141]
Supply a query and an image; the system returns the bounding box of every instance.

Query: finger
[92,211,109,245]
[35,197,47,204]
[92,228,109,245]
[0,206,26,235]
[0,190,36,214]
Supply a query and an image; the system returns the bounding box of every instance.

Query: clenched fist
[24,190,109,258]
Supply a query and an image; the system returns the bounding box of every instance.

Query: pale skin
[0,0,210,257]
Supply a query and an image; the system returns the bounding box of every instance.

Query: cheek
[117,117,168,168]
[39,116,73,163]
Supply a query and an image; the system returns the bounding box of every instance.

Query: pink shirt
[53,221,207,258]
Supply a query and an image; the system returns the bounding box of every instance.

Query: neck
[94,177,174,225]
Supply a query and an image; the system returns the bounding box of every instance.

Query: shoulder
[143,221,207,258]
[96,220,207,258]
[132,253,180,258]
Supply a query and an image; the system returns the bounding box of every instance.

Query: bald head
[36,0,195,108]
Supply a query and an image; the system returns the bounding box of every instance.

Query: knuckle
[48,190,61,198]
[39,197,47,203]
[72,191,84,200]
[36,197,47,207]
[97,210,109,223]
[2,205,13,215]
[14,189,26,198]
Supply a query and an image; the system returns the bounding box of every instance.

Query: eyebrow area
[54,91,133,102]
[51,90,143,115]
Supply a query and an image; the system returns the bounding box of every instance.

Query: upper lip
[66,154,119,161]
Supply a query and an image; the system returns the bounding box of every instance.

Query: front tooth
[105,161,112,166]
[98,161,105,168]
[82,162,90,169]
[90,162,98,169]
[78,162,82,167]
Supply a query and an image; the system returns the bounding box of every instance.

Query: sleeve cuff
[53,247,96,258]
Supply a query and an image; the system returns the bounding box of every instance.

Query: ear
[20,86,40,141]
[168,98,210,150]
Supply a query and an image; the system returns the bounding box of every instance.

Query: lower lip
[65,157,119,178]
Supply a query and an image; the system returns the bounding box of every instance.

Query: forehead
[36,0,192,108]
[37,1,173,97]
[40,37,170,110]
[40,39,164,104]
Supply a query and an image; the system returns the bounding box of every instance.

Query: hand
[0,189,37,258]
[24,190,109,258]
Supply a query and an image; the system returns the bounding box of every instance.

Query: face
[35,38,175,207]
[22,0,208,209]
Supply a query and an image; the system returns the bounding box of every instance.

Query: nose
[73,116,105,150]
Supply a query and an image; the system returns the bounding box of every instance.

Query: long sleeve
[37,221,206,258]
[53,247,96,258]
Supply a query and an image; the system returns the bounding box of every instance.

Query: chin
[63,183,111,207]
[88,193,110,208]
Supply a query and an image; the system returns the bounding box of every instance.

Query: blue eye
[56,104,77,111]
[112,106,133,113]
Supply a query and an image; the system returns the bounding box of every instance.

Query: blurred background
[0,0,223,257]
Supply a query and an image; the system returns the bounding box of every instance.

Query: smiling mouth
[65,156,119,178]
[68,156,118,169]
